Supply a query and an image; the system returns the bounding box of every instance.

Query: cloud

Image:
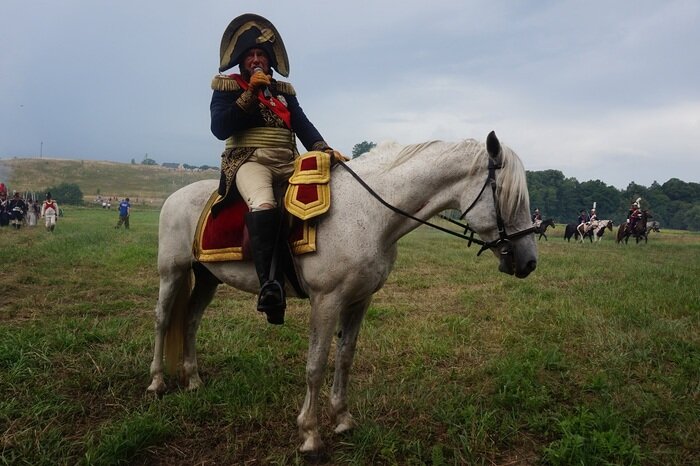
[1,0,699,191]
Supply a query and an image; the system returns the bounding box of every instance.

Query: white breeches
[45,214,57,227]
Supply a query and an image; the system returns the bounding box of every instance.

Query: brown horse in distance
[616,210,651,244]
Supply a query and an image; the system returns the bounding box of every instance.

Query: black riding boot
[245,209,286,325]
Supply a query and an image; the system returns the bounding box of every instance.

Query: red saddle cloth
[194,152,331,263]
[193,192,316,263]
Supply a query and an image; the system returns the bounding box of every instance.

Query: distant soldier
[8,191,28,230]
[0,185,8,227]
[27,199,40,226]
[41,192,59,232]
[577,209,589,226]
[628,199,642,230]
[531,208,542,228]
[584,207,599,233]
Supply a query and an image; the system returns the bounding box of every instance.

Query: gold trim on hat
[220,20,289,77]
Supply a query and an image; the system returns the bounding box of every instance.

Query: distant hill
[0,157,219,206]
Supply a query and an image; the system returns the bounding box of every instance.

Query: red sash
[231,74,291,129]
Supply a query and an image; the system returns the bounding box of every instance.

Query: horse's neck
[358,142,477,243]
[638,214,648,228]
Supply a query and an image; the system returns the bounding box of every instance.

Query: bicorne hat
[218,13,290,77]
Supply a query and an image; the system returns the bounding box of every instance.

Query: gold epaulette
[274,81,296,95]
[211,75,241,92]
[210,74,296,95]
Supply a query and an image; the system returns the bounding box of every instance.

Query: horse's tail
[164,271,192,376]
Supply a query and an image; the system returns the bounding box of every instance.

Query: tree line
[27,145,699,231]
[527,170,700,231]
[351,141,699,231]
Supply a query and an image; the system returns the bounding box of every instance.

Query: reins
[336,158,535,256]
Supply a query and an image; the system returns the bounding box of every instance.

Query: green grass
[1,210,698,465]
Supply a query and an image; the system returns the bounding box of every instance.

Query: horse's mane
[359,140,427,169]
[357,138,529,224]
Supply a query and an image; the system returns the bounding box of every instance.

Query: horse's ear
[486,131,501,159]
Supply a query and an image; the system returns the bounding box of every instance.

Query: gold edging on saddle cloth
[193,191,244,262]
[193,190,318,262]
[284,151,331,220]
[292,220,317,254]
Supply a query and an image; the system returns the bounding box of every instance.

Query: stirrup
[258,280,286,325]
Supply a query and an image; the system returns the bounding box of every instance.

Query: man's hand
[249,70,271,90]
[325,149,350,164]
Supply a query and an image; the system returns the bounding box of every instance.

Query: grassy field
[0,158,217,206]
[1,209,698,465]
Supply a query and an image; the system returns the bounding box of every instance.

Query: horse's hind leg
[182,263,219,391]
[148,270,189,394]
[330,296,371,434]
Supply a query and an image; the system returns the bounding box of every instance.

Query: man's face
[242,48,270,75]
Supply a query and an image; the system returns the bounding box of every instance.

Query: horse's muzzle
[498,242,537,278]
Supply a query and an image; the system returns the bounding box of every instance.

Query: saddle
[192,151,331,263]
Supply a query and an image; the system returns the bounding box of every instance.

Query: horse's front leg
[297,294,342,453]
[330,296,371,434]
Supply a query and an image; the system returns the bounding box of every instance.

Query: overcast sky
[1,0,698,189]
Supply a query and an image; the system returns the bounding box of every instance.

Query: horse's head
[461,132,537,278]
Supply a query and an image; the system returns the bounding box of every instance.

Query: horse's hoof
[299,435,325,455]
[333,413,356,434]
[146,380,166,395]
[185,375,204,391]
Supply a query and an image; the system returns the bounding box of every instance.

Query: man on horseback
[531,208,542,228]
[583,207,599,234]
[210,14,347,324]
[577,209,589,227]
[628,199,642,230]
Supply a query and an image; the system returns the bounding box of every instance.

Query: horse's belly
[204,261,259,293]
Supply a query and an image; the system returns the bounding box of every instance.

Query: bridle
[336,157,536,256]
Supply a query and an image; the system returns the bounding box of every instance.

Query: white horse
[147,132,538,454]
[580,219,614,243]
[592,219,614,241]
[577,219,613,243]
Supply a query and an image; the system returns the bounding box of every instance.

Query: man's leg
[237,162,286,324]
